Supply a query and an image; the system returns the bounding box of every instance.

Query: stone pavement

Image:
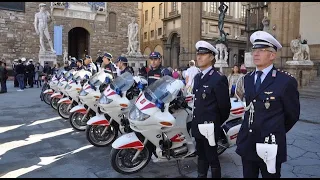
[0,81,320,178]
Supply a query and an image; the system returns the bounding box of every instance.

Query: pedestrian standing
[35,62,43,88]
[15,59,26,91]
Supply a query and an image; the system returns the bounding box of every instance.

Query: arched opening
[170,33,180,68]
[68,27,90,59]
[154,45,163,57]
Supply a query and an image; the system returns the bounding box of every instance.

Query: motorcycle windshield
[56,68,66,79]
[110,72,134,92]
[88,71,105,87]
[144,76,180,104]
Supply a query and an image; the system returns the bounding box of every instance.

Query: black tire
[110,147,151,175]
[86,124,118,147]
[217,135,228,155]
[57,102,72,119]
[50,97,60,110]
[43,93,52,105]
[69,111,92,131]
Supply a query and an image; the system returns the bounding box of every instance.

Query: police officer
[70,57,77,70]
[76,59,85,70]
[26,59,35,88]
[192,40,231,178]
[84,55,97,75]
[115,56,133,75]
[235,31,300,178]
[12,59,19,87]
[147,51,171,85]
[102,52,117,78]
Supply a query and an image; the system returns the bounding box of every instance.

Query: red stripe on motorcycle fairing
[170,134,184,142]
[230,133,238,140]
[62,100,72,104]
[136,93,143,103]
[75,109,87,114]
[107,91,116,96]
[92,119,110,126]
[231,107,244,112]
[232,110,244,115]
[118,141,144,151]
[140,103,156,111]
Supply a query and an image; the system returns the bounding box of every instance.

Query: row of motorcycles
[39,67,245,175]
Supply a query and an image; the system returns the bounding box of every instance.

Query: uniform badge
[202,93,206,99]
[264,91,273,95]
[272,70,277,77]
[265,98,270,109]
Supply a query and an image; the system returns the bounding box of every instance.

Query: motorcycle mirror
[105,77,111,84]
[115,88,122,97]
[84,74,89,79]
[137,82,145,91]
[156,99,165,112]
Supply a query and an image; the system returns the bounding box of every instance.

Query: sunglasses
[251,48,275,54]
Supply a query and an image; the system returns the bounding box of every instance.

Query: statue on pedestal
[216,2,229,45]
[286,35,313,66]
[34,3,55,53]
[262,16,270,33]
[126,17,140,56]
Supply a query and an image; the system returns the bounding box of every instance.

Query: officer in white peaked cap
[192,40,231,178]
[236,30,300,178]
[250,30,282,51]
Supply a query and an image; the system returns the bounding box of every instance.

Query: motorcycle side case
[112,132,144,151]
[221,118,242,146]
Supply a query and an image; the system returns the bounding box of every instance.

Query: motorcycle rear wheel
[50,97,60,110]
[58,102,73,119]
[110,147,151,175]
[86,124,118,147]
[69,111,92,131]
[43,93,52,105]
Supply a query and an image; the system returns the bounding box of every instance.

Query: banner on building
[54,26,63,56]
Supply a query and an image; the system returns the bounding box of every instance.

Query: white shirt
[201,66,213,79]
[186,66,200,86]
[254,64,273,84]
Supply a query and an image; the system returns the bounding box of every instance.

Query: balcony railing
[51,2,106,14]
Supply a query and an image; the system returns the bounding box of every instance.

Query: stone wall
[0,2,138,68]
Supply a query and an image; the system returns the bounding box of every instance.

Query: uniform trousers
[242,158,282,178]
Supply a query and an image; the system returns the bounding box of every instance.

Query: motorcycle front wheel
[58,102,73,119]
[69,111,93,131]
[43,93,52,105]
[50,97,60,110]
[86,124,118,147]
[217,135,229,155]
[110,147,151,175]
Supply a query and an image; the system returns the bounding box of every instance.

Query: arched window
[109,12,116,32]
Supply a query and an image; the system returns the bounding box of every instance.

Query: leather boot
[197,160,209,178]
[211,167,221,178]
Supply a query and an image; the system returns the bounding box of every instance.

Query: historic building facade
[0,2,138,67]
[139,2,247,68]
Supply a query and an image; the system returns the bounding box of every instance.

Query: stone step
[299,92,320,98]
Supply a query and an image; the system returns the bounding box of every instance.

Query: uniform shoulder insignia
[216,70,223,76]
[277,69,294,78]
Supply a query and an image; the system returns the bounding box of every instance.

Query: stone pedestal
[124,54,149,75]
[286,60,314,66]
[214,43,229,73]
[39,51,57,67]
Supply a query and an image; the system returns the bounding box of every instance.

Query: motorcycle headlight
[79,89,89,96]
[129,105,150,121]
[99,95,113,104]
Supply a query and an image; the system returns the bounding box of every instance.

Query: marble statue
[63,48,68,62]
[290,38,311,61]
[286,37,313,66]
[262,16,270,32]
[34,3,55,53]
[127,17,140,55]
[215,43,229,62]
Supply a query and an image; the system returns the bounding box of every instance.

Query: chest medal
[264,98,270,109]
[202,93,206,99]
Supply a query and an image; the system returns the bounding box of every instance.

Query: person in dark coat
[102,52,117,78]
[15,59,26,91]
[146,52,172,85]
[26,59,35,88]
[235,31,300,178]
[114,56,133,75]
[192,41,231,178]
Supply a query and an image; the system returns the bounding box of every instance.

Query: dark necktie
[255,71,263,92]
[199,72,204,79]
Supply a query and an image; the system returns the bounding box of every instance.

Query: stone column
[179,2,202,64]
[269,2,301,67]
